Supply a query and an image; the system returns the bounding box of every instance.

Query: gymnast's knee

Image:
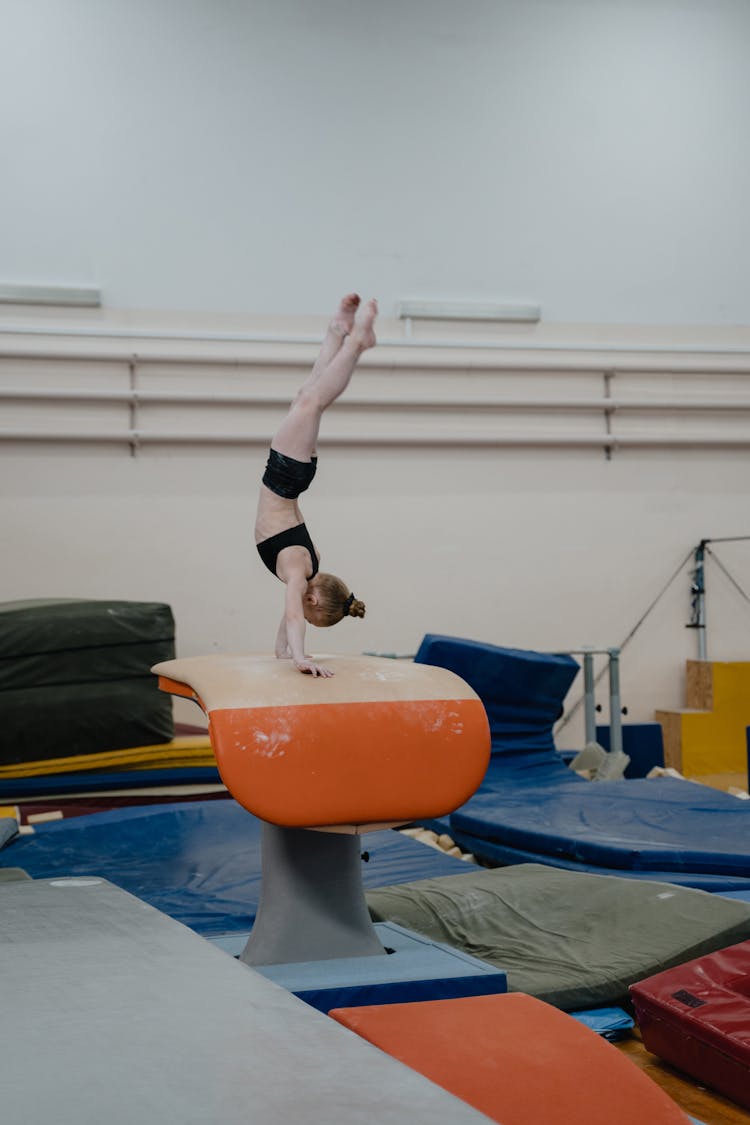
[291,384,326,415]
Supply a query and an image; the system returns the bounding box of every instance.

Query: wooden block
[654,710,684,771]
[656,660,750,779]
[686,660,713,710]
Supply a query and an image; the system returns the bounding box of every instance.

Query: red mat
[630,940,750,1111]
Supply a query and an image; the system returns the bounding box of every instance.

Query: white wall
[2,326,750,747]
[1,0,750,323]
[2,1,750,750]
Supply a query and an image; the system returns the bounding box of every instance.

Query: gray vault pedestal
[240,823,386,966]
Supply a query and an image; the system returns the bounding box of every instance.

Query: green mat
[0,599,175,690]
[367,863,750,1010]
[0,599,175,765]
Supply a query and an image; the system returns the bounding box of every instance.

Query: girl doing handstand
[254,293,377,677]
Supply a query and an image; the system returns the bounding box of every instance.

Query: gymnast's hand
[294,658,334,678]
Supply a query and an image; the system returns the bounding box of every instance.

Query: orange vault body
[153,652,491,832]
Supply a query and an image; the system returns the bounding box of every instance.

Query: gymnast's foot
[330,292,361,337]
[349,298,378,350]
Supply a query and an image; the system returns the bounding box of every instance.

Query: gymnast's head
[303,573,366,627]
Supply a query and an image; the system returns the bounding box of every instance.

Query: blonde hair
[306,572,366,627]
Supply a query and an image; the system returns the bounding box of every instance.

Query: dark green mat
[0,679,174,765]
[0,599,175,764]
[0,599,174,690]
[367,863,750,1010]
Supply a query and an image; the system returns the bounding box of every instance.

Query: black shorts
[262,448,318,499]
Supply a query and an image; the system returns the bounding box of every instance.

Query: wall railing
[3,321,750,358]
[2,335,750,454]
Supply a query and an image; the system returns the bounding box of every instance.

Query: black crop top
[256,523,320,580]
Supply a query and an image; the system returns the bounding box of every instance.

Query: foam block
[630,940,750,1111]
[0,599,175,764]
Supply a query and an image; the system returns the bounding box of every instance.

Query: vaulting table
[153,652,490,964]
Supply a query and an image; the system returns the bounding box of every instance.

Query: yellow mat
[0,735,215,779]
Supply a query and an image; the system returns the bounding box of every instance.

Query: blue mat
[451,758,750,876]
[596,721,664,778]
[0,766,221,800]
[569,1007,634,1040]
[416,634,580,757]
[0,799,470,935]
[415,635,750,886]
[224,922,508,1013]
[447,822,750,892]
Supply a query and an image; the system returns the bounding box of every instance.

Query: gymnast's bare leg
[311,291,361,376]
[254,295,377,677]
[270,296,378,463]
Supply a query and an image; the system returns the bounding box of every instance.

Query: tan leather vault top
[152,653,480,712]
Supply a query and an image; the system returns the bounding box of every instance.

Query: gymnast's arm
[282,575,333,678]
[274,615,291,659]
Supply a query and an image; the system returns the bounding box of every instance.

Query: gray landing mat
[0,877,492,1125]
[366,863,750,1011]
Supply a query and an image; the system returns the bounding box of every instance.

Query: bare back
[254,485,304,545]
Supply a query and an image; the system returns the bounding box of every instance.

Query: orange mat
[330,992,689,1125]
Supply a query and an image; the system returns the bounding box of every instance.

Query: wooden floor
[615,1029,750,1125]
[688,771,748,795]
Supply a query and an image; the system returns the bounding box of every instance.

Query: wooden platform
[656,659,750,779]
[688,771,748,795]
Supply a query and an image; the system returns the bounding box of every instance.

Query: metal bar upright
[582,649,597,745]
[607,648,623,758]
[693,541,708,660]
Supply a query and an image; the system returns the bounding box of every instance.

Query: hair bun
[349,598,366,619]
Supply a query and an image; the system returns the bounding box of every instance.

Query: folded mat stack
[0,597,177,765]
[0,599,219,799]
[416,634,750,891]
